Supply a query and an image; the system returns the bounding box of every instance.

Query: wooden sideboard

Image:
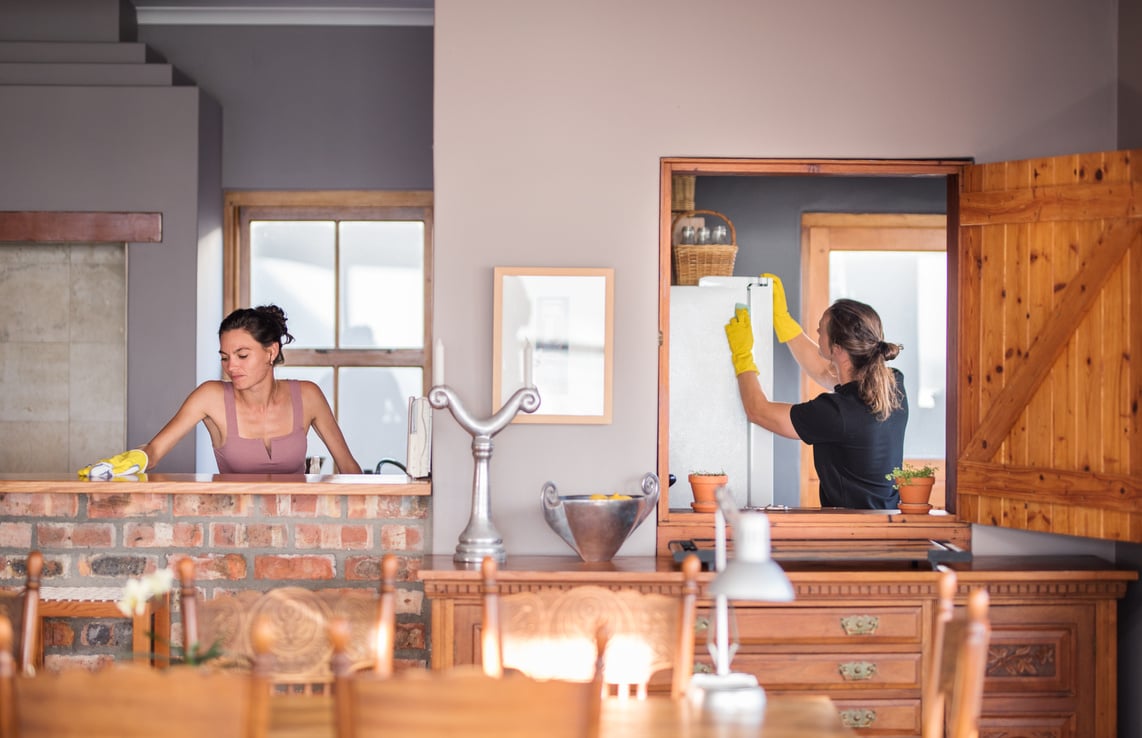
[419,554,1135,738]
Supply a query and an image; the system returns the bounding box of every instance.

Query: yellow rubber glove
[724,306,759,376]
[78,449,148,480]
[762,272,803,343]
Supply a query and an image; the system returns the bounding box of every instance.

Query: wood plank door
[955,148,1142,541]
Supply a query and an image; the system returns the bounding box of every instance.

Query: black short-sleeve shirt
[789,369,908,509]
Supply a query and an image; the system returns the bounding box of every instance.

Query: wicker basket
[671,209,737,285]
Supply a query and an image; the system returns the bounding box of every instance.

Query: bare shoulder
[295,380,333,408]
[187,380,227,411]
[186,380,226,403]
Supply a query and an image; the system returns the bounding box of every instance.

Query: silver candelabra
[428,383,541,564]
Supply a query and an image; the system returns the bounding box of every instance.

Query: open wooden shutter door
[956,148,1142,541]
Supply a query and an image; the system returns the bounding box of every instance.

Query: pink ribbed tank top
[214,380,308,474]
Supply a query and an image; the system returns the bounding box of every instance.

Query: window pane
[339,221,425,349]
[829,251,946,459]
[250,221,336,348]
[339,366,424,472]
[274,366,336,472]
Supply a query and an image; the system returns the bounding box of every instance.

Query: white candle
[523,339,534,388]
[433,338,444,386]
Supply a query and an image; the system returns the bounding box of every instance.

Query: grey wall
[137,24,433,190]
[431,0,1121,560]
[1121,0,1142,149]
[695,175,948,502]
[0,0,221,471]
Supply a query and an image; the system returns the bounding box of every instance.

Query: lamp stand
[688,488,767,719]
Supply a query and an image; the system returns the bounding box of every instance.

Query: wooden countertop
[0,473,430,496]
[418,553,1137,584]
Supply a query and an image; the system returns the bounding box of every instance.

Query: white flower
[143,567,175,596]
[117,577,150,617]
[116,567,175,617]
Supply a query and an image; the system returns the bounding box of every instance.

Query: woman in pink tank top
[88,305,362,476]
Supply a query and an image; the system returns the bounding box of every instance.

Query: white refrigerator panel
[669,277,773,510]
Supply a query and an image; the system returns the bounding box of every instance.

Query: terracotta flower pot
[895,476,935,513]
[688,473,727,514]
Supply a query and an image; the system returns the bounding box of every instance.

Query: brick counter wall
[0,491,430,670]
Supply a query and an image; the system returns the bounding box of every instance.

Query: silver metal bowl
[541,472,660,562]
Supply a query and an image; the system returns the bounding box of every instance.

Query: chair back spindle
[923,567,991,738]
[0,550,42,676]
[479,553,701,699]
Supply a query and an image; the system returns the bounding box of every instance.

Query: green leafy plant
[885,463,938,489]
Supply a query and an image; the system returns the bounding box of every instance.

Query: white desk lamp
[689,486,794,718]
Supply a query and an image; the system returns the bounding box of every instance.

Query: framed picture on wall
[493,266,614,424]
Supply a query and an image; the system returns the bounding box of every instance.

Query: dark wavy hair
[823,298,903,421]
[218,304,294,365]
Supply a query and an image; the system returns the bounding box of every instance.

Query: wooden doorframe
[657,158,969,538]
[799,213,949,508]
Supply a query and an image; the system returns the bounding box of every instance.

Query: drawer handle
[693,662,712,674]
[838,661,878,681]
[695,616,710,633]
[839,709,877,728]
[839,615,879,635]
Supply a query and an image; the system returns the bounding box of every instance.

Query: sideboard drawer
[698,606,924,645]
[830,698,921,735]
[727,651,922,691]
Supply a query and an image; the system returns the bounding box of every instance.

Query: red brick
[35,523,114,548]
[0,522,32,548]
[208,522,287,548]
[380,524,424,552]
[210,523,238,547]
[347,495,429,520]
[87,493,168,518]
[263,495,341,517]
[345,554,422,583]
[173,494,250,517]
[42,619,75,648]
[296,524,371,550]
[179,553,248,581]
[254,555,335,580]
[124,522,204,548]
[0,493,79,517]
[395,622,426,650]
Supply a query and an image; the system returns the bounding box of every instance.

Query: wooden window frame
[223,189,435,401]
[799,212,948,508]
[656,158,966,546]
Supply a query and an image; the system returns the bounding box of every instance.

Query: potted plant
[687,470,727,513]
[886,463,938,512]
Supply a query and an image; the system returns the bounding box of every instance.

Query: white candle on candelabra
[433,338,444,386]
[523,339,534,388]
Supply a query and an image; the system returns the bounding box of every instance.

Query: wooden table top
[269,693,856,738]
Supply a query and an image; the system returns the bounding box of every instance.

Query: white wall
[431,0,1119,556]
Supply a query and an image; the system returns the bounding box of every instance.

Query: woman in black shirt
[724,276,906,509]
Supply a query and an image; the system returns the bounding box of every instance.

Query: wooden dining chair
[0,611,274,738]
[480,553,701,699]
[177,553,399,691]
[0,551,42,676]
[330,617,604,738]
[923,567,992,738]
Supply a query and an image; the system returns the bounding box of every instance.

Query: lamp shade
[708,512,794,602]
